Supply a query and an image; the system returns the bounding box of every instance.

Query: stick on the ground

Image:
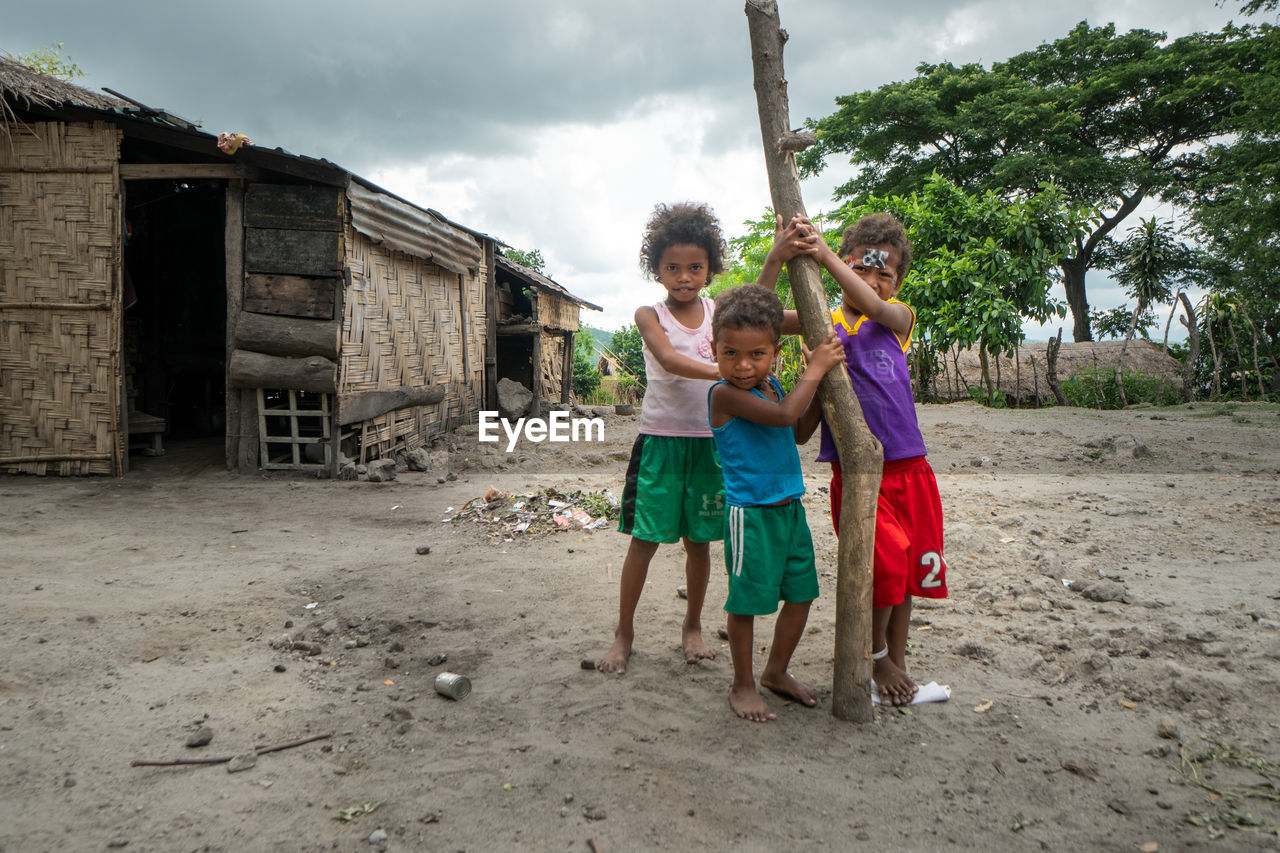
[129,732,333,767]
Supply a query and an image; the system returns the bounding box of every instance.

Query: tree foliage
[571,332,601,399]
[608,325,646,387]
[724,176,1083,399]
[503,247,546,274]
[1110,217,1196,347]
[1091,306,1156,341]
[15,43,84,80]
[1229,0,1279,15]
[800,21,1278,342]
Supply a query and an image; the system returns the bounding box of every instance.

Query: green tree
[849,176,1082,400]
[503,247,546,274]
[1182,143,1280,389]
[1111,217,1194,349]
[723,176,1082,401]
[608,325,645,387]
[1229,0,1278,15]
[1091,306,1155,341]
[800,21,1277,342]
[15,43,84,80]
[571,333,601,400]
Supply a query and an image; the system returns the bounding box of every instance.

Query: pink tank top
[638,296,716,437]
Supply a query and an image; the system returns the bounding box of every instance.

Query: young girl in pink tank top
[595,202,728,676]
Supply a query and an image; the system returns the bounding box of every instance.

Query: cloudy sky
[7,0,1252,336]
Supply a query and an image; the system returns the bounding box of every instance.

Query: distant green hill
[580,324,615,358]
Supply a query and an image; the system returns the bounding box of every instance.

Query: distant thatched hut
[930,340,1184,405]
[0,57,596,476]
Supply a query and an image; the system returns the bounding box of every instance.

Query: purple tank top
[817,303,926,463]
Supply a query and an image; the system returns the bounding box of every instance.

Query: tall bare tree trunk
[1238,310,1272,399]
[1206,311,1222,401]
[1014,347,1021,408]
[978,347,992,404]
[1120,296,1146,356]
[1176,292,1200,403]
[1227,316,1247,399]
[746,0,880,722]
[1046,330,1067,406]
[1029,353,1040,405]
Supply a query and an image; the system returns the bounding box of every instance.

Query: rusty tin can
[434,672,472,700]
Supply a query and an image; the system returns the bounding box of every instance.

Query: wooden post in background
[746,0,882,721]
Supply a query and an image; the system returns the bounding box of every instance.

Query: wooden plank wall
[0,121,122,475]
[231,182,343,472]
[540,330,568,405]
[341,229,486,458]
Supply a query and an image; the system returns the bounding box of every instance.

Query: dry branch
[129,732,333,768]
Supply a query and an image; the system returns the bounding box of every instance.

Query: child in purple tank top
[762,212,949,707]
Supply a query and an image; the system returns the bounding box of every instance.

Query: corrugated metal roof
[496,255,602,312]
[347,180,482,275]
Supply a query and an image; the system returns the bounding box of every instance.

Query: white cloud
[369,96,775,330]
[8,0,1240,339]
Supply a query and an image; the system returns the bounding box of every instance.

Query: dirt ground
[3,400,1279,853]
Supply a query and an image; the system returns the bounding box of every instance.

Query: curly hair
[639,202,728,279]
[712,284,783,342]
[837,212,913,282]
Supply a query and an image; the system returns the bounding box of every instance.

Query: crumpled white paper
[871,680,951,706]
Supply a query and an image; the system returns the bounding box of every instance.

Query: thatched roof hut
[0,55,124,115]
[1,58,598,476]
[929,340,1184,405]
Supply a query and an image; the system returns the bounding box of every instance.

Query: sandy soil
[2,400,1279,853]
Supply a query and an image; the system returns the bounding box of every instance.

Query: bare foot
[873,657,917,705]
[682,624,715,664]
[760,671,818,707]
[596,631,632,675]
[729,685,777,722]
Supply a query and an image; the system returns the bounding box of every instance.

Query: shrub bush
[1061,367,1170,409]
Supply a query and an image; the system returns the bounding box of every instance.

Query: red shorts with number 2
[829,455,947,609]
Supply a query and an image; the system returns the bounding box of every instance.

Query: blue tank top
[708,377,805,507]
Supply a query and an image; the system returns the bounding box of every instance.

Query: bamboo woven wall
[538,292,580,332]
[341,229,486,457]
[0,121,122,475]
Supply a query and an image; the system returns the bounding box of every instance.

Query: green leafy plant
[1061,367,1166,409]
[609,325,646,387]
[799,21,1278,342]
[571,333,601,399]
[16,43,84,80]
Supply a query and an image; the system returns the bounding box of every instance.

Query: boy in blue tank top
[707,285,844,722]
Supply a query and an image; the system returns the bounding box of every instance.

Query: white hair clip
[862,248,889,270]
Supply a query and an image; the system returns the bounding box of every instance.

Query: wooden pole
[746,0,881,722]
[225,178,245,471]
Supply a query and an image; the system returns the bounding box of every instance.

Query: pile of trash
[441,486,620,540]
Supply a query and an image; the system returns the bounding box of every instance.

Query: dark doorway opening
[123,179,226,445]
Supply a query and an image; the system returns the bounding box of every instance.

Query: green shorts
[618,434,725,544]
[723,501,819,615]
